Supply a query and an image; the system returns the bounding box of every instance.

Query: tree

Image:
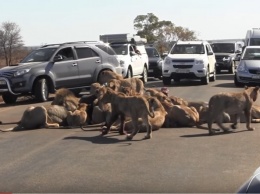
[133,13,197,54]
[0,22,23,66]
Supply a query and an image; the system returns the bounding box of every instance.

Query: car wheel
[2,93,18,104]
[141,66,148,83]
[234,74,243,87]
[209,68,216,82]
[201,69,209,85]
[162,77,171,85]
[228,61,235,74]
[126,68,132,78]
[34,78,49,102]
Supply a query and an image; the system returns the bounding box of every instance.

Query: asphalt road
[0,73,260,193]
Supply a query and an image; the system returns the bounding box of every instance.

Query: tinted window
[95,44,116,55]
[110,44,128,55]
[56,47,75,60]
[75,47,99,59]
[211,43,235,53]
[145,47,159,57]
[242,48,260,60]
[250,38,260,46]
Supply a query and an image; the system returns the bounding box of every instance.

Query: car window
[110,44,128,55]
[75,47,99,59]
[145,48,159,57]
[56,47,75,61]
[95,44,116,55]
[211,43,235,53]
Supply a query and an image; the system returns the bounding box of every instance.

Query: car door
[206,44,216,73]
[75,46,101,86]
[51,47,80,88]
[129,45,142,76]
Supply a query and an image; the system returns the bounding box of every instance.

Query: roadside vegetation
[0,13,197,66]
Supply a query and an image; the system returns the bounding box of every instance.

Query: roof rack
[40,41,104,48]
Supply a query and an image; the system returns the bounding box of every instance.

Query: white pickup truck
[100,33,149,83]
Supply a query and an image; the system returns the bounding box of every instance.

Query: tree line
[0,13,197,66]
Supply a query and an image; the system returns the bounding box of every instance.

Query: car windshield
[145,48,159,57]
[110,45,128,55]
[21,47,57,63]
[250,38,260,46]
[211,43,235,53]
[170,44,205,54]
[242,48,260,60]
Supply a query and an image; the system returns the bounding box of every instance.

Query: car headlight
[14,69,30,77]
[195,59,204,65]
[164,57,171,66]
[237,62,248,73]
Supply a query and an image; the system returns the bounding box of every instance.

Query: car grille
[172,59,194,63]
[149,62,158,68]
[173,65,193,69]
[248,69,260,74]
[215,55,228,62]
[0,71,15,78]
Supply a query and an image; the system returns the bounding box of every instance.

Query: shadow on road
[180,129,248,138]
[213,83,237,88]
[63,133,145,145]
[216,73,234,81]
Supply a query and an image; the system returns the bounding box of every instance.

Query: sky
[0,0,260,46]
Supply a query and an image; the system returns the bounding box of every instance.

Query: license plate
[148,69,153,72]
[176,69,189,73]
[0,80,6,85]
[252,75,260,79]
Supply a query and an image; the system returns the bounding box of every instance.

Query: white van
[245,28,260,46]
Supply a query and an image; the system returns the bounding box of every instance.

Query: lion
[110,97,167,132]
[98,70,124,85]
[51,88,79,111]
[67,103,88,128]
[159,98,199,128]
[0,105,64,132]
[108,78,145,95]
[207,86,259,135]
[96,87,155,140]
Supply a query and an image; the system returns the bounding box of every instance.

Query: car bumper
[163,68,207,79]
[236,71,260,84]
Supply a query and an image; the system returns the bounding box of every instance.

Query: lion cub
[67,103,88,128]
[207,86,259,135]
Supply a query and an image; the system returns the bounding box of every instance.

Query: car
[210,41,244,74]
[237,166,260,193]
[162,40,216,85]
[145,46,163,79]
[100,33,149,83]
[0,41,122,104]
[234,46,260,87]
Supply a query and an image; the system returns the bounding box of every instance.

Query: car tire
[234,74,243,87]
[201,69,209,85]
[141,66,148,83]
[209,68,216,82]
[2,93,18,104]
[228,61,235,74]
[162,77,171,85]
[34,78,49,102]
[126,68,132,78]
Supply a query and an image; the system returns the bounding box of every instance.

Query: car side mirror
[54,55,63,62]
[130,51,136,56]
[207,51,214,55]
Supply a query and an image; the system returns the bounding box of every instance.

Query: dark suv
[145,46,163,79]
[0,41,122,104]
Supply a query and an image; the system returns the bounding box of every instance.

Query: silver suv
[0,41,122,104]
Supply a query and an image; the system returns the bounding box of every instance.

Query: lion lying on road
[207,86,259,135]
